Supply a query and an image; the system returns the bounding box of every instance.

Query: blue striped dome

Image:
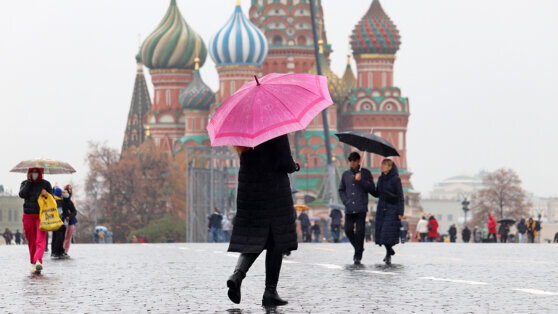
[209,3,268,66]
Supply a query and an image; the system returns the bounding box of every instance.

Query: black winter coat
[228,135,298,254]
[462,228,471,242]
[329,209,342,226]
[298,212,310,228]
[19,179,53,214]
[62,198,77,221]
[374,163,404,246]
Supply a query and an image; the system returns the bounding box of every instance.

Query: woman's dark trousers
[51,225,66,256]
[344,212,366,258]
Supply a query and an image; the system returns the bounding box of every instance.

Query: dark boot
[262,248,287,306]
[384,254,391,265]
[227,253,258,304]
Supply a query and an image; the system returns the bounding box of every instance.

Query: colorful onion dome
[141,0,207,69]
[179,58,215,111]
[309,40,347,105]
[351,0,401,55]
[208,1,268,66]
[342,52,357,90]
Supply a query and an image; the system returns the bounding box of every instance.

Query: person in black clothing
[448,224,457,243]
[329,208,342,243]
[19,168,53,274]
[310,222,321,243]
[208,208,223,243]
[339,152,376,265]
[498,222,510,243]
[462,226,471,243]
[374,159,404,265]
[298,211,311,242]
[61,187,77,257]
[226,135,300,307]
[517,218,527,243]
[14,230,22,245]
[51,187,67,259]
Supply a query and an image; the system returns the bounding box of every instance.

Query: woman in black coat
[227,134,299,307]
[374,159,404,265]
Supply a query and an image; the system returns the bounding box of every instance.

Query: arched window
[297,35,307,45]
[273,35,282,45]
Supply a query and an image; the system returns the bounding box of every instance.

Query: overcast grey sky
[1,0,557,198]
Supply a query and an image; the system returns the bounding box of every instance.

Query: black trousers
[344,212,366,253]
[51,225,66,255]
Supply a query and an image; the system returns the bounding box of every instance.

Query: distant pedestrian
[448,224,457,243]
[374,159,404,265]
[3,228,13,245]
[226,135,300,306]
[481,226,489,242]
[462,226,471,243]
[339,152,376,265]
[311,222,321,243]
[553,232,558,243]
[487,213,497,242]
[63,184,78,254]
[516,218,527,243]
[19,168,53,274]
[50,187,67,259]
[498,222,510,243]
[473,226,481,243]
[416,216,428,242]
[427,216,439,242]
[400,219,409,244]
[329,208,342,243]
[208,208,223,243]
[14,230,22,245]
[131,235,138,243]
[526,217,538,243]
[221,213,232,243]
[298,211,311,242]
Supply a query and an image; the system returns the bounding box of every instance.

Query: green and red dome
[350,0,401,55]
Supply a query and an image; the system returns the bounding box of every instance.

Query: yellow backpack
[38,193,64,231]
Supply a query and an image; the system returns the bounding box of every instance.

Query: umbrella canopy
[95,226,108,231]
[335,131,399,157]
[497,218,516,224]
[10,159,76,175]
[207,73,333,148]
[294,204,309,211]
[327,203,345,211]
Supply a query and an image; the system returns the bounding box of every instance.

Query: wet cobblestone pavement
[1,242,557,313]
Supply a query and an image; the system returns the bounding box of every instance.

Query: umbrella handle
[254,75,260,86]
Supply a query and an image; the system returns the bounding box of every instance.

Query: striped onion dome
[141,0,207,69]
[208,2,268,66]
[179,58,215,111]
[351,0,401,55]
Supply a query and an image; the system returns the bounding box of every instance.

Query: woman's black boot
[227,253,258,304]
[262,248,287,306]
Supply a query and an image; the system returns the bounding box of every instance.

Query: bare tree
[471,168,531,226]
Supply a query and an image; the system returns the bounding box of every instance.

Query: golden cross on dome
[194,57,200,70]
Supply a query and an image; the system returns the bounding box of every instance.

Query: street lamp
[462,198,470,226]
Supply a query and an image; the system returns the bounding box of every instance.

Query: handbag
[38,193,64,231]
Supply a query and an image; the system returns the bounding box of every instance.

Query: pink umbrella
[207,73,333,148]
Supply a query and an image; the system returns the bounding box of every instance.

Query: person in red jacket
[487,213,497,242]
[427,216,439,242]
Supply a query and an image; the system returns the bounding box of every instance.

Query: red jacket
[488,213,497,234]
[428,218,439,238]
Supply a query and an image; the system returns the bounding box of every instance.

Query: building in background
[429,174,484,200]
[0,196,23,242]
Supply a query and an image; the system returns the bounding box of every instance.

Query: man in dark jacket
[14,230,22,245]
[462,226,471,243]
[448,224,457,243]
[310,222,321,243]
[329,208,342,243]
[298,211,311,242]
[208,208,223,243]
[338,152,376,264]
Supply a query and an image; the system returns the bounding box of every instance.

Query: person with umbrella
[207,73,331,307]
[298,209,311,243]
[374,159,405,265]
[18,168,53,274]
[338,152,376,264]
[329,206,343,243]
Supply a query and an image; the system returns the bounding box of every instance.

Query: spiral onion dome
[209,3,268,66]
[140,0,207,69]
[350,0,401,55]
[179,69,215,111]
[309,55,347,105]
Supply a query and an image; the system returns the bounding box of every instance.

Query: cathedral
[122,0,421,218]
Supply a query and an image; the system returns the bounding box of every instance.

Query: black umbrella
[335,131,399,157]
[497,218,516,224]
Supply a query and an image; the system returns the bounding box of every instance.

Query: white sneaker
[34,262,42,274]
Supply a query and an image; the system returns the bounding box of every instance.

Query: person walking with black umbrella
[338,152,376,264]
[226,135,300,307]
[374,159,404,265]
